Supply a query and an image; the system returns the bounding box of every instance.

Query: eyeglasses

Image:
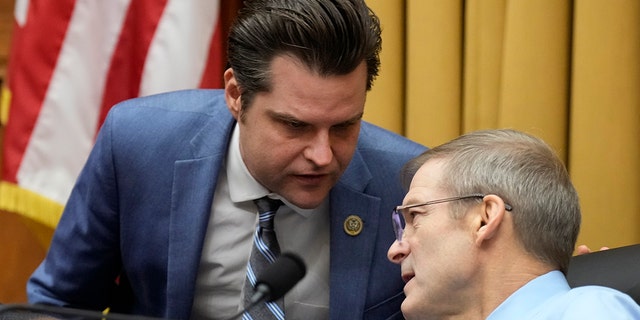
[391,193,513,242]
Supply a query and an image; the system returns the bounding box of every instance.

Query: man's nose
[387,240,409,264]
[304,131,333,166]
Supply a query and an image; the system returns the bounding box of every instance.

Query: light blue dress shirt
[487,270,640,319]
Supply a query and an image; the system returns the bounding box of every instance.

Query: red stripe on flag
[199,14,225,89]
[96,0,168,129]
[2,0,76,183]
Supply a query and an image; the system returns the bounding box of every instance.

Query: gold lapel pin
[343,215,363,236]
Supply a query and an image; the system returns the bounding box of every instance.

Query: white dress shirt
[191,125,330,319]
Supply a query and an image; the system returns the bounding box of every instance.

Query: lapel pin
[343,215,363,236]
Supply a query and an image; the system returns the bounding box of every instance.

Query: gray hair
[401,129,581,274]
[227,0,382,112]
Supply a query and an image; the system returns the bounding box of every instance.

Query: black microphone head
[255,252,306,301]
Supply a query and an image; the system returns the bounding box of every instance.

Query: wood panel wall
[0,0,46,304]
[0,0,12,83]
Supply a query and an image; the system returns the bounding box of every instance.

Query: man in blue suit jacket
[28,1,426,319]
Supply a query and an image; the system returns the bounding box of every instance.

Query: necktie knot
[253,196,282,213]
[253,197,282,231]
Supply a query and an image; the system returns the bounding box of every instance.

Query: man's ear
[224,68,242,120]
[475,194,508,246]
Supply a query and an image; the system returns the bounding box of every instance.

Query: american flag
[1,0,238,229]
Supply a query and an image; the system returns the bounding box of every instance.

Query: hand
[576,245,610,255]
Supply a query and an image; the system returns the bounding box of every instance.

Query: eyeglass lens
[392,209,405,241]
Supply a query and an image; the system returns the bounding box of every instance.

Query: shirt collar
[487,270,570,319]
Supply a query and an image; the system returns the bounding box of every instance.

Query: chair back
[567,243,640,304]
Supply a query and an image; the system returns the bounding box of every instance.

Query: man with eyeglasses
[387,129,640,319]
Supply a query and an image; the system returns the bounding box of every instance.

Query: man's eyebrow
[267,111,364,125]
[400,194,430,208]
[340,112,364,125]
[268,110,304,123]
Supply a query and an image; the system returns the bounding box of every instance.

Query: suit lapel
[329,151,380,319]
[166,107,234,319]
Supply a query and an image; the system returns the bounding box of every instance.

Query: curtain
[366,0,640,250]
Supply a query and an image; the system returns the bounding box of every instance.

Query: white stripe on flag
[139,0,220,96]
[17,0,131,204]
[14,0,30,26]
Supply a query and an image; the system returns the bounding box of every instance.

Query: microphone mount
[226,252,306,320]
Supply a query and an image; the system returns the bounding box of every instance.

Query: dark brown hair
[227,0,382,110]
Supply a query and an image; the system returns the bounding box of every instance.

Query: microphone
[226,252,307,320]
[0,253,307,320]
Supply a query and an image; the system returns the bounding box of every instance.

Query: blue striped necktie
[243,197,284,320]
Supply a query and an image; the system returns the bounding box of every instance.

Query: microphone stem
[251,284,270,303]
[224,288,269,320]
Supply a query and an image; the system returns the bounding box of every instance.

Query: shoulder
[358,121,426,158]
[99,89,234,154]
[345,122,426,189]
[110,89,227,116]
[541,285,640,318]
[335,122,425,194]
[104,89,231,133]
[567,285,639,306]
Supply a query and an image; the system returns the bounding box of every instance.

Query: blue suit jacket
[28,90,426,319]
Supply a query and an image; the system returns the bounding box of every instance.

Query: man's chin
[400,299,419,320]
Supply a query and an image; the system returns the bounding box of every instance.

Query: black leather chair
[566,243,640,304]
